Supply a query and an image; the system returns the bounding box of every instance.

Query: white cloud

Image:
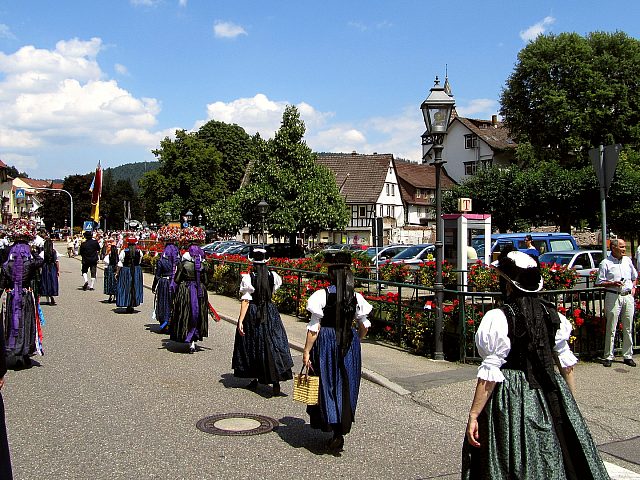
[203,93,330,137]
[520,16,555,42]
[456,98,498,118]
[130,0,161,6]
[178,0,188,6]
[347,20,393,31]
[0,37,163,157]
[213,21,247,39]
[0,24,16,40]
[0,153,39,171]
[114,63,129,75]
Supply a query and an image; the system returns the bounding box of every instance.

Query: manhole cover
[196,413,279,436]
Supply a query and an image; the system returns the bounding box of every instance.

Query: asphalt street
[3,250,640,479]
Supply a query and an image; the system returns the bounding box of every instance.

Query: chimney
[351,150,357,155]
[491,115,498,128]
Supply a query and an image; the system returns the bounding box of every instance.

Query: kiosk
[443,213,491,290]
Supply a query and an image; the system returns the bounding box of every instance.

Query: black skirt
[232,302,293,384]
[169,281,208,342]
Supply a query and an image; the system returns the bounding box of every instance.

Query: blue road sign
[83,221,94,231]
[15,188,25,199]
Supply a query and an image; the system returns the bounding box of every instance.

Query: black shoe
[107,296,112,303]
[83,282,88,291]
[89,287,95,291]
[603,359,612,367]
[272,382,281,396]
[126,307,134,313]
[247,379,259,390]
[623,358,637,367]
[328,434,344,452]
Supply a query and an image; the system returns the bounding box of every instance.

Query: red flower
[573,308,581,318]
[575,317,584,327]
[557,306,567,315]
[384,325,392,332]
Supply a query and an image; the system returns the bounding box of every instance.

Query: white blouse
[305,288,373,333]
[239,272,283,301]
[475,308,578,382]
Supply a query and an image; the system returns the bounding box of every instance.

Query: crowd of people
[0,217,628,478]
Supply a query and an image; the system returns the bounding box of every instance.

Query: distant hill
[106,161,159,191]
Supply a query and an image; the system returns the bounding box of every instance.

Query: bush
[467,261,500,292]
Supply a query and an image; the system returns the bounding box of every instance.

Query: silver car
[538,249,605,286]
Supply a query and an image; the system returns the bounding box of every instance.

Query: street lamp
[198,213,203,226]
[185,210,193,227]
[257,199,269,248]
[165,211,172,225]
[421,75,455,361]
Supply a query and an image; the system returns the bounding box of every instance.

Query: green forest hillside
[107,161,159,191]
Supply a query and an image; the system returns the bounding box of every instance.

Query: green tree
[501,31,640,166]
[139,130,226,224]
[207,105,349,242]
[62,174,93,232]
[196,120,256,195]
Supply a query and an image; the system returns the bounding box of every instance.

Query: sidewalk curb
[218,312,412,396]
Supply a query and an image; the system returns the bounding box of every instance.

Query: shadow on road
[275,416,339,456]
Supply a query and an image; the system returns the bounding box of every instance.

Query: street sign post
[589,144,621,258]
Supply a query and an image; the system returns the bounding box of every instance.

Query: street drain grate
[196,413,279,436]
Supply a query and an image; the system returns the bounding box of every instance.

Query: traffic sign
[15,188,25,200]
[589,144,621,195]
[83,221,94,231]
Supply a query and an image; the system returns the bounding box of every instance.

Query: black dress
[169,259,208,343]
[232,272,293,384]
[0,317,13,478]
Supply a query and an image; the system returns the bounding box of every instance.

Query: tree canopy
[139,120,256,225]
[206,105,349,241]
[501,31,640,166]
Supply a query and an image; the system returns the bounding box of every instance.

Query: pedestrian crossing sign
[15,188,25,200]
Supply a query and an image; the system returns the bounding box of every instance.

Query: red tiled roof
[395,160,456,206]
[455,117,517,151]
[316,152,393,203]
[19,178,56,189]
[0,160,7,168]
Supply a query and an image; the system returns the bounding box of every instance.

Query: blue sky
[0,0,638,180]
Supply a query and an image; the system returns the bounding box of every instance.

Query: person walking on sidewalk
[169,244,208,353]
[596,238,637,368]
[303,251,372,452]
[39,238,59,305]
[152,242,179,332]
[102,240,118,303]
[79,230,100,291]
[115,237,143,313]
[232,247,294,395]
[462,247,609,480]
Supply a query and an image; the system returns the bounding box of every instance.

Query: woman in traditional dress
[302,251,371,452]
[152,242,179,332]
[115,237,143,313]
[1,225,44,368]
[462,246,609,480]
[39,238,59,305]
[102,240,118,303]
[232,248,293,395]
[0,312,13,478]
[169,244,208,353]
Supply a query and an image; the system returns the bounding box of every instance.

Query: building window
[464,161,478,176]
[415,188,421,198]
[379,205,384,217]
[385,183,390,195]
[358,206,366,217]
[465,134,478,149]
[386,205,394,217]
[390,184,395,196]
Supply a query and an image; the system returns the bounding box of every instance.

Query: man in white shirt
[596,238,637,367]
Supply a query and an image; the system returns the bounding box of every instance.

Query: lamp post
[185,210,193,227]
[165,212,172,225]
[420,75,455,361]
[198,213,203,227]
[32,187,74,237]
[257,199,269,248]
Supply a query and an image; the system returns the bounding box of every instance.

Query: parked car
[538,249,605,285]
[324,244,350,252]
[365,245,409,265]
[213,241,244,254]
[472,232,579,261]
[390,243,436,269]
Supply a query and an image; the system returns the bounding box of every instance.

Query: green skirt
[462,369,610,480]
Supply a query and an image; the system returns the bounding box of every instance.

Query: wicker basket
[293,366,319,405]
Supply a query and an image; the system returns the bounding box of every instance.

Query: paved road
[3,251,640,479]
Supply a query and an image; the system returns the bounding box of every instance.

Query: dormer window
[465,134,478,149]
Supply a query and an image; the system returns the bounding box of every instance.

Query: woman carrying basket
[302,251,372,453]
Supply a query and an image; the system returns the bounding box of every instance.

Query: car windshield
[539,253,573,265]
[364,247,378,258]
[393,245,425,260]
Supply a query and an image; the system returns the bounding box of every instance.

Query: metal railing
[205,259,638,363]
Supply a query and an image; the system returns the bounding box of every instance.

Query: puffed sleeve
[271,271,283,293]
[554,313,578,368]
[239,273,255,301]
[305,289,326,332]
[475,309,511,382]
[117,250,125,268]
[354,292,373,329]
